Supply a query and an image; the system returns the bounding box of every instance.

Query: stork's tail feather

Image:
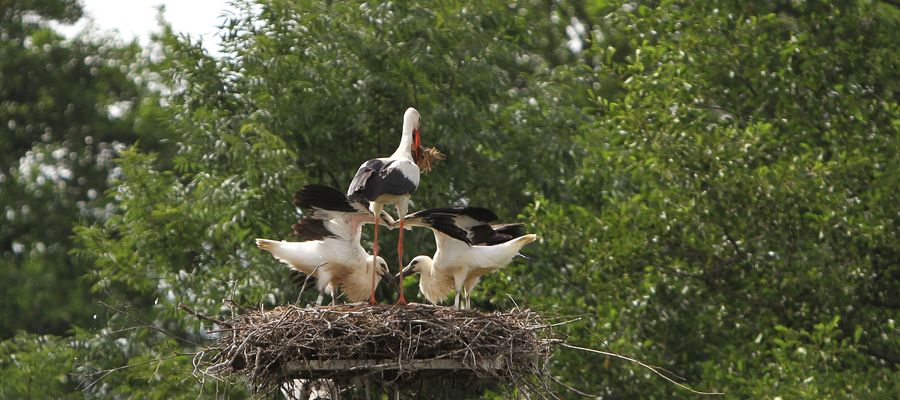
[519,234,538,245]
[508,234,537,251]
[255,238,276,251]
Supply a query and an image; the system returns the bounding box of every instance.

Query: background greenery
[1,0,897,398]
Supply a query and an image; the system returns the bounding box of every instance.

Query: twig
[178,303,231,327]
[506,293,520,309]
[538,316,582,330]
[296,262,327,303]
[560,343,724,395]
[98,300,200,346]
[81,353,191,392]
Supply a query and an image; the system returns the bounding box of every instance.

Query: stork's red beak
[412,128,422,161]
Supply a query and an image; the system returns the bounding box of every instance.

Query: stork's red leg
[396,218,408,305]
[369,219,379,305]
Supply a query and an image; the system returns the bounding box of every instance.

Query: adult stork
[255,184,395,305]
[347,107,422,304]
[395,207,538,309]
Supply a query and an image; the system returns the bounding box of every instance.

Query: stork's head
[405,107,422,161]
[399,255,432,279]
[369,256,389,276]
[369,255,401,294]
[377,210,396,226]
[404,107,421,129]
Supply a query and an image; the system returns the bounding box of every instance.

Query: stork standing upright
[347,107,422,304]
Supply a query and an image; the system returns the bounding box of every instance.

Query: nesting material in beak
[414,145,445,173]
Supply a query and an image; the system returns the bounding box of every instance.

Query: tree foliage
[507,1,899,398]
[0,0,173,338]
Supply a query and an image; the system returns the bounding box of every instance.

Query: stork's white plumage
[255,239,389,305]
[347,107,422,304]
[255,185,394,305]
[397,207,537,309]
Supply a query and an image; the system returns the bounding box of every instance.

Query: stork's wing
[405,207,498,229]
[348,158,419,201]
[377,159,419,195]
[403,206,502,244]
[400,211,472,245]
[329,263,374,303]
[295,184,369,217]
[472,223,527,246]
[292,184,372,240]
[492,223,527,238]
[291,219,337,240]
[347,159,382,197]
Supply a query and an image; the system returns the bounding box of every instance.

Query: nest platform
[204,303,558,398]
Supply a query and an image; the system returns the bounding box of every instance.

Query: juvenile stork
[347,107,422,304]
[255,185,395,305]
[396,207,538,309]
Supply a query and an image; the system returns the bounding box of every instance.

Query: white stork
[396,207,538,309]
[255,184,395,305]
[347,107,422,304]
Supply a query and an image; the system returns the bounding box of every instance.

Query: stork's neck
[420,260,436,277]
[389,109,418,160]
[349,222,364,250]
[417,259,440,295]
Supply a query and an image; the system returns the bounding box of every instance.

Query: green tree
[502,0,899,398]
[0,334,80,398]
[0,0,173,337]
[0,0,175,397]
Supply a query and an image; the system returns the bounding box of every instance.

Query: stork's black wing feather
[473,223,528,245]
[375,160,419,195]
[348,159,418,201]
[294,184,358,213]
[291,219,337,240]
[491,223,527,239]
[422,214,472,245]
[406,206,498,223]
[469,224,497,245]
[347,159,382,197]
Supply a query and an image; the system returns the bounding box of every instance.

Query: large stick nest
[204,303,559,398]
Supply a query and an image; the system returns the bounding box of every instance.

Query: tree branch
[99,300,200,346]
[561,343,725,395]
[178,303,231,327]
